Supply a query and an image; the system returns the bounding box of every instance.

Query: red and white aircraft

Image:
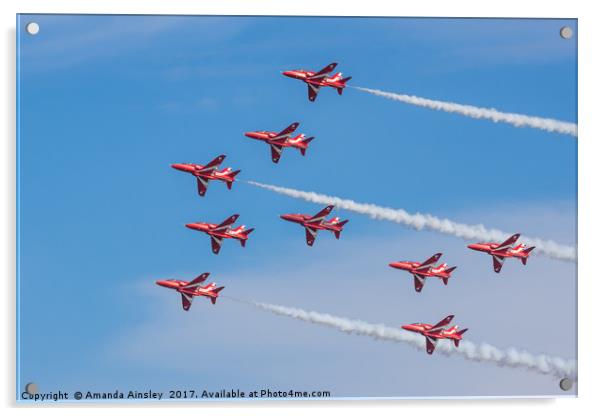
[280,205,349,246]
[156,272,224,311]
[186,214,254,254]
[244,122,314,163]
[401,315,468,355]
[171,155,240,197]
[467,233,535,273]
[389,253,457,293]
[282,62,352,102]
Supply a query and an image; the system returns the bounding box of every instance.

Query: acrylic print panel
[16,14,577,402]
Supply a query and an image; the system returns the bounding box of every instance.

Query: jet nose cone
[467,244,478,250]
[244,132,254,138]
[185,223,195,229]
[401,325,412,331]
[171,163,188,172]
[282,70,295,78]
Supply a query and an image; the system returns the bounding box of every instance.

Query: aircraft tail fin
[441,266,456,285]
[333,219,349,239]
[239,228,254,247]
[298,137,315,156]
[521,247,536,265]
[337,77,352,95]
[456,328,468,336]
[443,266,457,279]
[210,286,225,305]
[226,170,241,189]
[453,328,468,347]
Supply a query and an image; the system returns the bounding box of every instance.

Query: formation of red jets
[158,62,537,357]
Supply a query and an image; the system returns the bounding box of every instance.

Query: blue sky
[17,15,576,400]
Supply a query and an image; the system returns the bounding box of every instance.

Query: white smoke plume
[246,181,576,262]
[248,300,577,381]
[354,87,577,137]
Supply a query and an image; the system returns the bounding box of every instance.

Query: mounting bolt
[25,383,38,395]
[559,378,573,391]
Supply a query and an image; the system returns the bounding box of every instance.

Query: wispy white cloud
[21,16,181,70]
[20,15,249,71]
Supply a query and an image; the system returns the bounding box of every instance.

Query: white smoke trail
[354,86,577,137]
[246,181,576,262]
[250,300,577,381]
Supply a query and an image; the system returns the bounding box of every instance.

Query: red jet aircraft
[156,272,224,311]
[389,253,457,293]
[171,155,240,197]
[401,315,468,355]
[467,233,535,273]
[244,122,315,163]
[186,214,254,254]
[280,205,349,246]
[282,62,352,102]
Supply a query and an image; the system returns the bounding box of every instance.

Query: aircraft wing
[214,214,239,232]
[413,274,425,293]
[270,144,283,163]
[307,84,320,102]
[492,255,505,273]
[305,227,317,246]
[425,336,437,355]
[308,62,337,80]
[431,314,455,331]
[415,253,442,273]
[196,177,209,196]
[493,233,521,252]
[181,293,193,311]
[183,272,210,289]
[210,234,223,254]
[199,154,226,173]
[306,205,334,224]
[274,122,299,139]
